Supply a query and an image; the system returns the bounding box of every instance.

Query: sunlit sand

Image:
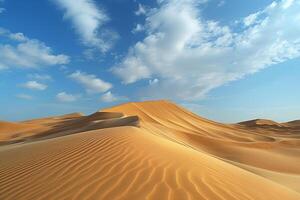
[0,100,299,200]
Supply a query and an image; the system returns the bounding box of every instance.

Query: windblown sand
[0,100,299,200]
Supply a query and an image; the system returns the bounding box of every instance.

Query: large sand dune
[0,100,300,200]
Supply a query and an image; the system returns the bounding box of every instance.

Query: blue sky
[0,0,300,123]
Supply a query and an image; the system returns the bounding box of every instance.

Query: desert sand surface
[0,100,300,200]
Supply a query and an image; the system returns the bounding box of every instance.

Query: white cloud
[100,91,128,102]
[69,71,112,93]
[135,4,147,16]
[112,0,300,100]
[9,32,28,42]
[83,48,96,60]
[149,78,159,85]
[16,94,33,100]
[56,92,79,102]
[21,81,47,91]
[0,29,69,69]
[282,0,294,9]
[112,56,151,84]
[27,73,53,81]
[53,0,118,53]
[243,12,261,27]
[101,91,117,102]
[0,8,5,14]
[132,24,145,34]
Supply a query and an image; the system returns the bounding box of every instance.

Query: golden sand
[0,100,299,200]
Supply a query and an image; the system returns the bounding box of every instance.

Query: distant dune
[238,118,286,127]
[0,100,300,200]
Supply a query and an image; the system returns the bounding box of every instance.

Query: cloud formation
[53,0,118,53]
[101,91,117,102]
[69,71,112,94]
[56,92,79,102]
[135,4,147,16]
[27,73,53,81]
[0,29,69,69]
[132,24,145,34]
[21,81,47,91]
[16,94,33,100]
[9,32,27,42]
[112,0,300,100]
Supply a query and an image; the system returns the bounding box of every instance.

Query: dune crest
[0,111,139,144]
[0,100,300,200]
[239,119,286,127]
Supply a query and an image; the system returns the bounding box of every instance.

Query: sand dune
[0,111,138,144]
[0,100,299,199]
[239,119,287,127]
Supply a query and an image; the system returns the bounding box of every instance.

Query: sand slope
[0,100,300,200]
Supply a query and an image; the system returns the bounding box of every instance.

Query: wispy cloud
[100,91,128,103]
[132,24,145,34]
[21,81,47,91]
[53,0,118,53]
[101,91,117,102]
[0,28,69,69]
[0,7,5,14]
[134,3,147,16]
[9,32,28,42]
[69,71,112,93]
[112,0,300,100]
[16,94,33,100]
[27,73,53,81]
[56,92,79,102]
